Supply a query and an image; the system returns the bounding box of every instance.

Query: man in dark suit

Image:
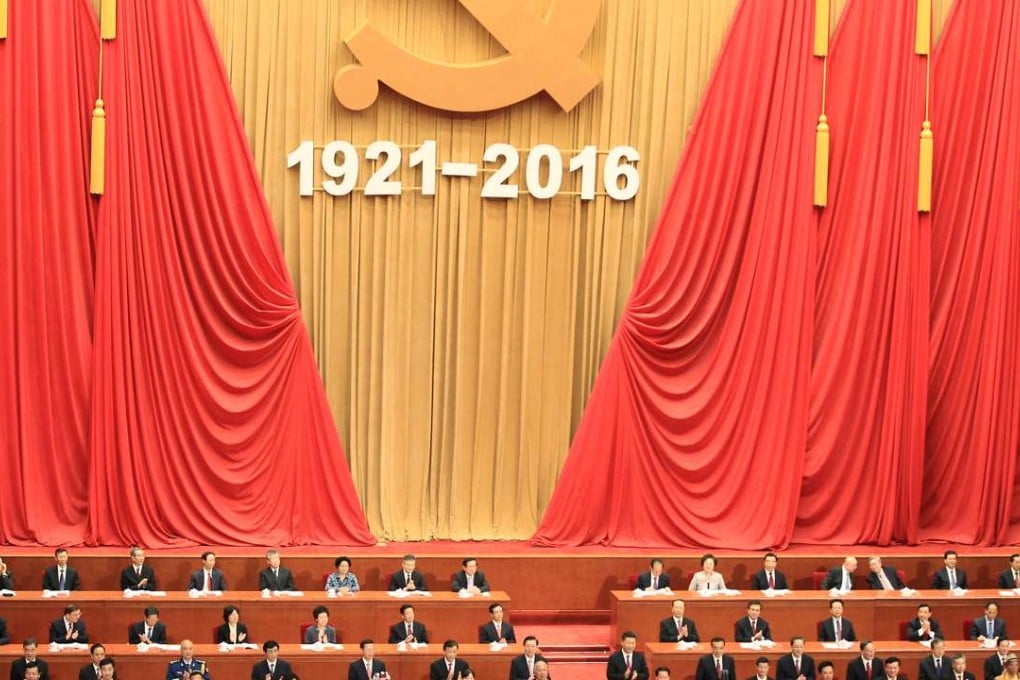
[984,640,1012,680]
[20,662,45,680]
[451,558,490,594]
[932,551,968,590]
[509,637,546,680]
[77,644,106,680]
[997,555,1020,589]
[429,640,470,680]
[970,602,1008,642]
[128,606,167,644]
[249,641,291,680]
[478,602,516,644]
[751,553,790,591]
[119,547,157,591]
[348,640,387,680]
[819,662,835,680]
[636,559,671,591]
[776,637,816,680]
[42,549,81,591]
[49,604,88,644]
[919,639,953,680]
[695,638,736,680]
[880,658,904,680]
[186,552,227,592]
[607,631,649,680]
[847,641,883,680]
[866,557,905,590]
[907,604,943,642]
[258,550,295,592]
[952,655,977,680]
[748,657,773,680]
[388,554,427,591]
[818,599,856,642]
[821,557,858,591]
[388,604,428,644]
[659,599,699,643]
[735,601,772,642]
[10,639,51,680]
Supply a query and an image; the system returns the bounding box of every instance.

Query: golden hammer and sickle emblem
[333,0,601,113]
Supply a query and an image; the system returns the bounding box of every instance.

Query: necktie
[405,572,411,586]
[136,567,141,577]
[988,620,994,637]
[879,571,892,590]
[273,568,278,579]
[146,626,152,639]
[716,658,722,679]
[835,619,842,640]
[949,570,956,589]
[751,619,757,632]
[366,660,372,677]
[269,662,275,675]
[795,658,801,675]
[652,575,658,589]
[528,657,534,675]
[59,569,65,590]
[447,661,453,674]
[495,623,501,637]
[768,572,775,589]
[867,662,872,680]
[842,571,850,590]
[936,659,942,674]
[406,623,412,637]
[207,571,213,590]
[626,654,633,672]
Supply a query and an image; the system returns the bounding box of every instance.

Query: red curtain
[922,0,1020,544]
[532,0,820,548]
[794,0,929,544]
[85,0,374,546]
[0,0,98,545]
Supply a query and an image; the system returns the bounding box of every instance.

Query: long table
[645,641,997,680]
[611,589,1020,648]
[0,591,508,647]
[0,642,521,680]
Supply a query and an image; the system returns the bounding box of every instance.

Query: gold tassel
[814,114,830,207]
[90,99,106,195]
[813,0,829,57]
[915,0,931,55]
[917,120,933,212]
[101,0,116,40]
[0,0,8,40]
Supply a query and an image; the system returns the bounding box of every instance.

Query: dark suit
[479,620,516,643]
[509,654,547,680]
[776,654,816,680]
[258,568,295,591]
[954,672,977,680]
[607,650,649,680]
[48,616,88,644]
[129,620,167,644]
[120,564,157,591]
[451,570,490,593]
[658,616,699,643]
[0,618,8,646]
[866,567,905,590]
[818,617,856,642]
[998,570,1020,589]
[635,571,671,590]
[820,568,854,590]
[77,664,101,680]
[187,569,227,591]
[249,659,292,680]
[906,617,943,641]
[931,568,968,590]
[919,655,953,680]
[42,566,80,591]
[388,570,427,591]
[734,616,771,642]
[696,654,737,680]
[388,620,428,644]
[969,617,1007,641]
[751,570,789,591]
[429,657,469,680]
[847,657,883,680]
[216,622,250,645]
[348,658,388,680]
[0,572,13,591]
[10,658,50,680]
[985,654,1010,680]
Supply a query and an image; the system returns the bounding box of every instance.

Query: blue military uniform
[166,657,210,680]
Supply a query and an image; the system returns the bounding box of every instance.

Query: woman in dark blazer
[216,605,250,644]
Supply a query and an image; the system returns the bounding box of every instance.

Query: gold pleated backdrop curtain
[197,0,953,540]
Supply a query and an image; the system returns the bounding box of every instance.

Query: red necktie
[751,619,757,633]
[716,659,723,679]
[207,572,213,590]
[768,573,775,589]
[867,663,872,680]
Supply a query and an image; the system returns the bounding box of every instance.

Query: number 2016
[287,140,640,201]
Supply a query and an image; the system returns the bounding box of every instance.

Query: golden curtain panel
[199,0,953,540]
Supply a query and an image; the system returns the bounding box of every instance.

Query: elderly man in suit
[637,559,671,591]
[751,553,790,591]
[866,557,905,590]
[258,549,295,591]
[186,552,227,592]
[659,599,700,643]
[821,557,857,591]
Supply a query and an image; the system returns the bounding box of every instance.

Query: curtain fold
[0,0,98,545]
[922,0,1020,545]
[532,0,819,548]
[85,0,373,546]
